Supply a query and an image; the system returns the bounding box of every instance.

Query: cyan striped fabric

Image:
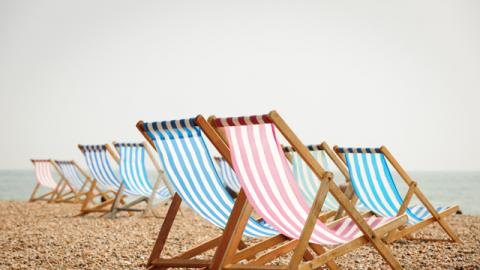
[143,118,277,238]
[56,161,85,190]
[115,143,171,200]
[216,158,241,193]
[290,151,338,210]
[290,151,366,211]
[80,145,122,191]
[344,152,449,224]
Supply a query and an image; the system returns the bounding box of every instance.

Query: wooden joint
[322,171,334,182]
[410,181,417,188]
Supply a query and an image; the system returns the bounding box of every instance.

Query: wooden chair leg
[29,183,41,202]
[210,191,254,270]
[309,244,340,270]
[148,193,182,266]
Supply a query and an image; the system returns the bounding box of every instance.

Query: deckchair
[334,146,460,243]
[77,144,127,216]
[52,160,94,203]
[215,157,242,193]
[283,144,369,221]
[29,159,66,202]
[137,117,283,270]
[104,142,173,218]
[208,111,409,270]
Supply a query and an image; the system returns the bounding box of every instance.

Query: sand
[0,201,479,270]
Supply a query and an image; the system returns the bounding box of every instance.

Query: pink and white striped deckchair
[210,111,409,270]
[29,159,62,202]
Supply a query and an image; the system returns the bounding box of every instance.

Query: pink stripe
[226,124,347,245]
[250,125,303,238]
[228,126,299,238]
[257,124,333,243]
[34,162,57,189]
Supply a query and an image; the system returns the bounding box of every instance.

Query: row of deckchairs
[133,111,460,270]
[30,110,460,269]
[30,142,173,218]
[29,159,92,203]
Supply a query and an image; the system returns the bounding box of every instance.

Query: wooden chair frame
[29,159,69,202]
[333,145,461,243]
[138,112,407,270]
[49,160,93,203]
[282,142,370,221]
[104,141,174,218]
[76,144,126,217]
[207,111,408,270]
[137,118,300,270]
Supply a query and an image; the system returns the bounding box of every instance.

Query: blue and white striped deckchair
[102,142,173,218]
[114,142,171,200]
[79,145,122,192]
[137,117,279,269]
[141,118,277,238]
[215,157,241,193]
[55,160,86,191]
[77,144,126,216]
[335,146,460,242]
[284,145,366,213]
[52,160,89,203]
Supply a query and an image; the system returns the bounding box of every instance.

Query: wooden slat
[381,146,461,243]
[232,235,288,263]
[269,111,403,270]
[150,258,210,268]
[147,193,182,265]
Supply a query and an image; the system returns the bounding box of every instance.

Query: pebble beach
[0,201,479,269]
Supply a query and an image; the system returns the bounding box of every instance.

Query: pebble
[1,201,479,269]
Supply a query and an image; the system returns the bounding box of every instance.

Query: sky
[0,0,479,170]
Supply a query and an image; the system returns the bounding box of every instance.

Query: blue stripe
[116,144,171,200]
[345,152,451,225]
[143,121,276,238]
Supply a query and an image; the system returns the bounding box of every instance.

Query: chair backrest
[216,116,379,245]
[31,160,58,189]
[142,118,277,238]
[284,146,339,210]
[114,142,170,200]
[336,147,425,224]
[215,157,241,193]
[79,145,121,190]
[55,160,85,190]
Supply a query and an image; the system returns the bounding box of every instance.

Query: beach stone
[0,201,479,269]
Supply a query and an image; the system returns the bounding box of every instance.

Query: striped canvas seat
[219,118,394,245]
[289,147,341,210]
[285,146,365,211]
[32,160,58,189]
[337,148,451,225]
[114,143,171,200]
[142,118,277,238]
[56,161,85,190]
[79,145,124,192]
[215,157,241,193]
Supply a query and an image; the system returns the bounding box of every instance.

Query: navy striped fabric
[81,145,122,191]
[216,158,241,193]
[115,143,171,200]
[143,118,277,238]
[344,152,450,224]
[56,162,85,190]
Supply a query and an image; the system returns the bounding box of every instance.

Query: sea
[0,170,479,215]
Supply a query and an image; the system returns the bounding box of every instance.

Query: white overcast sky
[0,0,479,170]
